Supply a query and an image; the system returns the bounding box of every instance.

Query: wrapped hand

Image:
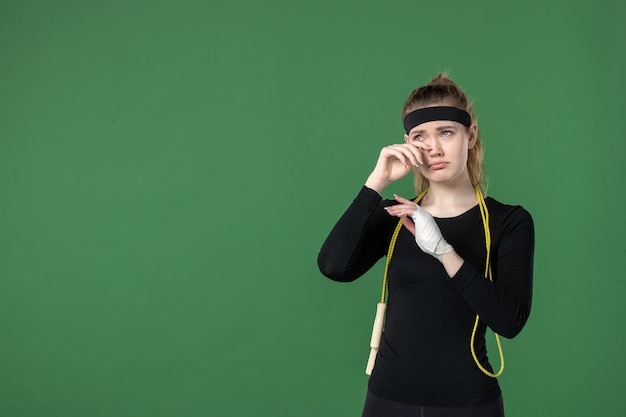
[385,195,453,262]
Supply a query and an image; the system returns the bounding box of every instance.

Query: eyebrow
[411,125,458,135]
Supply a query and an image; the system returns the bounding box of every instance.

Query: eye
[413,135,424,141]
[441,130,453,137]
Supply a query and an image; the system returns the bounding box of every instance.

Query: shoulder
[486,197,532,220]
[485,197,534,235]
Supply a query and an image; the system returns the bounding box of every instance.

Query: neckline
[425,197,490,220]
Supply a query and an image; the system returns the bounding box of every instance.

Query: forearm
[364,173,392,195]
[317,187,391,282]
[449,261,532,338]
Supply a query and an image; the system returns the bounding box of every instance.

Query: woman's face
[404,119,477,186]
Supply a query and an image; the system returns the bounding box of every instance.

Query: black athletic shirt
[318,186,534,406]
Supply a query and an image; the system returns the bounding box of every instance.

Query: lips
[429,162,448,169]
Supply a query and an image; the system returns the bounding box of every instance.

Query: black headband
[403,106,472,134]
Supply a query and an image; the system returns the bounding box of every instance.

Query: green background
[1,1,624,416]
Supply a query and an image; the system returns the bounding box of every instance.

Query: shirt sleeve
[449,206,535,339]
[317,186,396,282]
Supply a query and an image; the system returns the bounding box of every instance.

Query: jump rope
[366,187,504,378]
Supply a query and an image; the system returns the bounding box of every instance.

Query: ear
[467,124,478,149]
[404,133,410,144]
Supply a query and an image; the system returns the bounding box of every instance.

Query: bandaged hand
[384,195,453,262]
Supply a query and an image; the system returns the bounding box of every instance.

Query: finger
[380,147,411,167]
[385,205,417,217]
[406,143,430,165]
[407,141,432,152]
[416,144,433,152]
[393,194,415,204]
[384,145,420,167]
[398,144,423,166]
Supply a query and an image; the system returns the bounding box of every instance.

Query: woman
[317,74,534,417]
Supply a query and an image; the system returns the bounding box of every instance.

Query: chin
[425,172,462,185]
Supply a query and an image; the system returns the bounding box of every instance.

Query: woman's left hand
[385,195,453,261]
[384,195,419,235]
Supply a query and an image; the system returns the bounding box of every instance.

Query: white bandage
[409,206,453,261]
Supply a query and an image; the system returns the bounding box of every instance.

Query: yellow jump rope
[366,187,504,378]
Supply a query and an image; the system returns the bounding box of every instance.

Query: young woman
[317,74,534,417]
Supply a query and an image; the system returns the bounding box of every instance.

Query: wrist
[440,250,464,277]
[365,175,391,194]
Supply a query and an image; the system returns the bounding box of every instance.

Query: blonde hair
[402,73,485,194]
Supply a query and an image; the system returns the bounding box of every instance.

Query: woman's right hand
[364,143,430,193]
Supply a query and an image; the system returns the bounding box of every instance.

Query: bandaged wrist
[409,207,453,261]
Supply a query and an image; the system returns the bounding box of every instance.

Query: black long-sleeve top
[318,186,534,406]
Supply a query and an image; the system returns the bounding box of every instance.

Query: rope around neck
[380,187,504,378]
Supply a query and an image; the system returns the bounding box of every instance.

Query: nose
[427,137,443,157]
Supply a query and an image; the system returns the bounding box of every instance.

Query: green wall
[1,1,624,416]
